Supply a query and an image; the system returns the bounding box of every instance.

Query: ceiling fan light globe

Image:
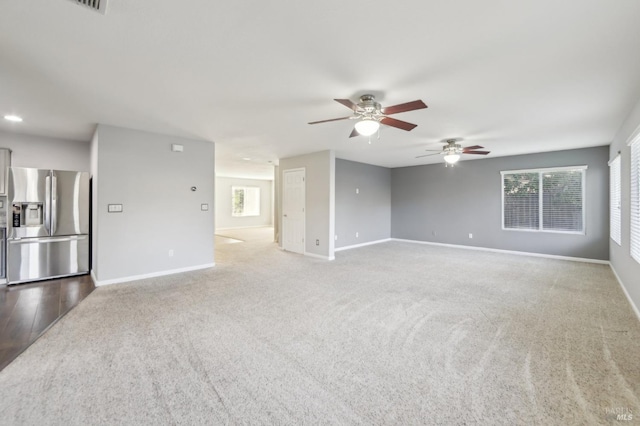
[354,119,380,136]
[444,154,460,164]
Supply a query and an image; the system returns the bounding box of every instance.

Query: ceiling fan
[308,94,428,138]
[416,138,490,166]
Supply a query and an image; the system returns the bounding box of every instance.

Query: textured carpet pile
[1,227,639,425]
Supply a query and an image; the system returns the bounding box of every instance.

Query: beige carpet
[1,226,638,425]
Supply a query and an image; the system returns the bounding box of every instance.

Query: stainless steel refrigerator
[7,167,89,284]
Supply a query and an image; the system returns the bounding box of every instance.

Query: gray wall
[92,124,215,284]
[278,150,335,259]
[335,159,391,249]
[0,130,90,171]
[215,177,273,229]
[610,95,640,315]
[391,146,609,260]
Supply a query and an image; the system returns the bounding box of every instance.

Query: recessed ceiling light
[4,115,23,122]
[242,157,251,161]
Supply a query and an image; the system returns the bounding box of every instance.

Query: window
[610,155,622,245]
[631,138,640,263]
[232,186,260,217]
[502,166,586,233]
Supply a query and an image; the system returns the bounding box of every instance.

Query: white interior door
[282,168,305,254]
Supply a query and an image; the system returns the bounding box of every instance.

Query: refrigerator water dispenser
[12,203,44,227]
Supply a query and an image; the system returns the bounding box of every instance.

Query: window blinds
[503,172,539,230]
[502,166,586,233]
[542,170,584,232]
[610,156,622,245]
[631,140,640,263]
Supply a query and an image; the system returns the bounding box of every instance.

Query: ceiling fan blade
[463,150,490,155]
[380,116,417,131]
[463,145,484,150]
[415,153,442,159]
[308,116,352,125]
[334,98,358,111]
[349,128,359,138]
[382,100,428,115]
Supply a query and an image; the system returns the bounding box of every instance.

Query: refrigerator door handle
[8,235,87,245]
[51,175,57,235]
[45,175,51,235]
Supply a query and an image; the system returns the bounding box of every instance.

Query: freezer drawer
[7,235,89,284]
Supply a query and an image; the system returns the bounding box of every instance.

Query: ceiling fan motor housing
[358,94,382,118]
[443,140,463,154]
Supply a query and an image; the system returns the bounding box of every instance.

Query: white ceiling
[2,1,640,180]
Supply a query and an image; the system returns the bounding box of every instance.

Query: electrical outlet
[316,239,319,246]
[356,232,359,238]
[335,235,338,240]
[169,249,174,257]
[356,188,359,194]
[468,233,473,239]
[432,230,437,236]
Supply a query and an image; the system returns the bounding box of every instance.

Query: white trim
[610,264,640,322]
[608,153,621,166]
[304,252,335,261]
[280,246,334,261]
[609,155,622,245]
[631,137,640,264]
[500,165,588,175]
[93,263,215,287]
[335,238,392,252]
[501,228,585,235]
[391,238,609,264]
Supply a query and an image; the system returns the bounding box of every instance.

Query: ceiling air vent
[69,0,108,15]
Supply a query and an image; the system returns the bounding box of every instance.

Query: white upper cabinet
[0,148,12,195]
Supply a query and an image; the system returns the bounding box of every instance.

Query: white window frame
[501,165,587,234]
[630,135,640,264]
[609,155,622,246]
[231,186,261,217]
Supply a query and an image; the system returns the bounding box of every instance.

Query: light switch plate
[201,203,209,211]
[108,204,123,213]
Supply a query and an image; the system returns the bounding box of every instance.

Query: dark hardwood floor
[0,275,95,371]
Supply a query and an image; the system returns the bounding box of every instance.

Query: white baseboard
[391,238,610,265]
[335,238,392,252]
[610,264,640,322]
[93,263,215,287]
[304,251,335,261]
